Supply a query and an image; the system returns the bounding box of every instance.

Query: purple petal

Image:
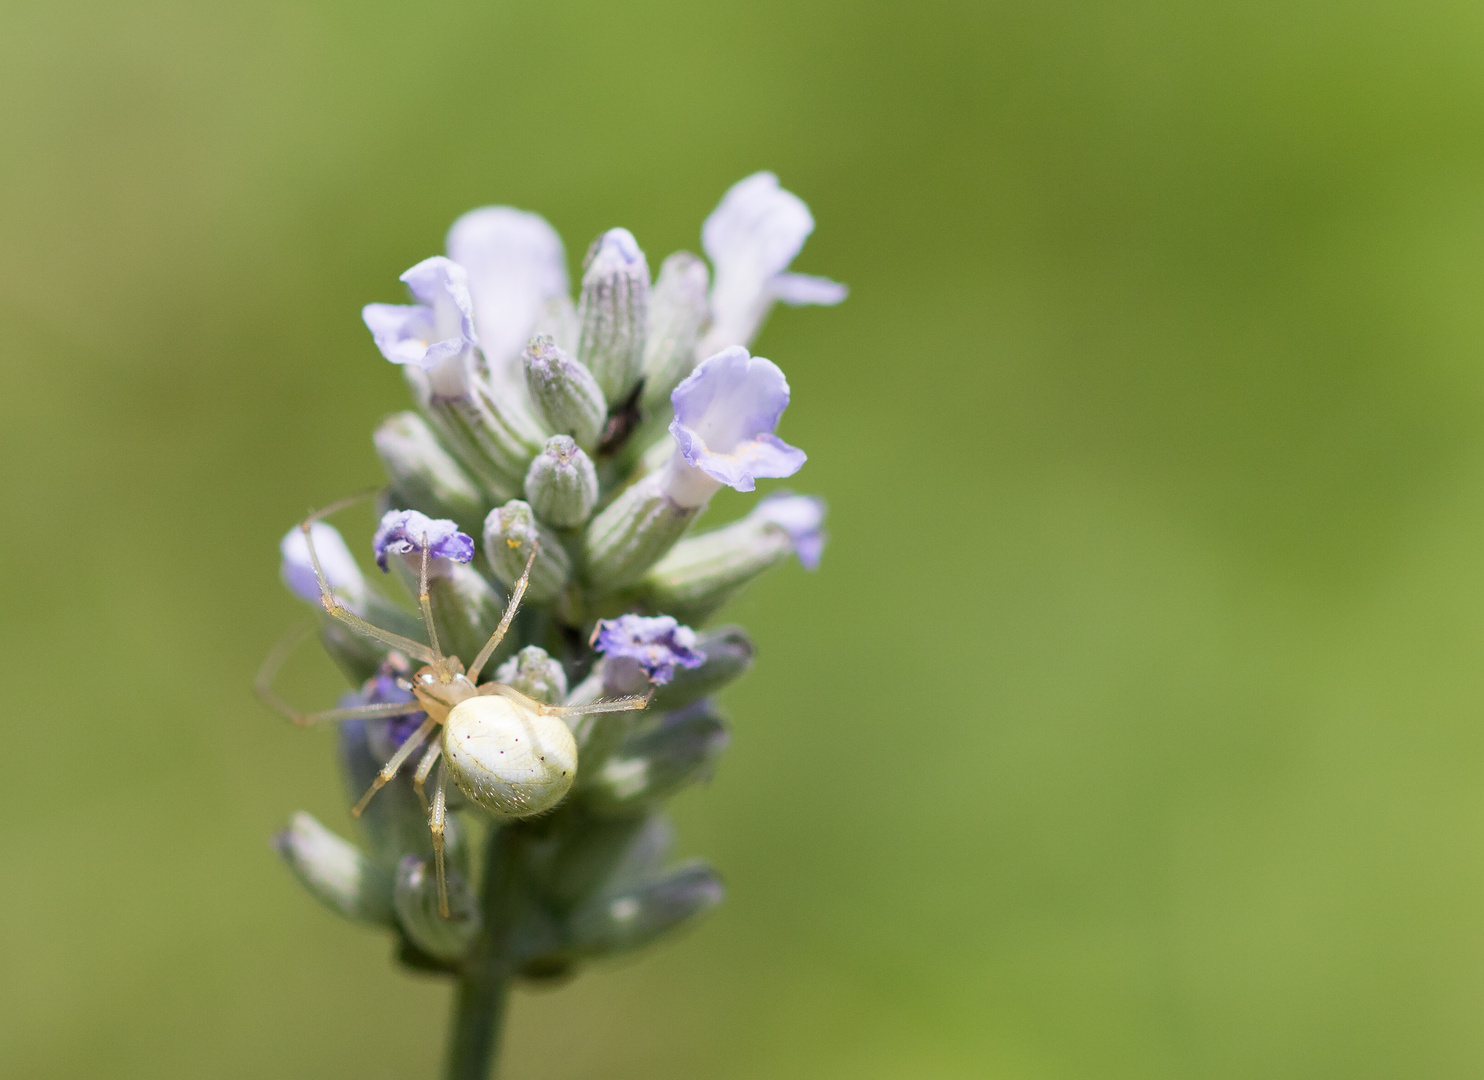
[592,614,705,686]
[280,522,366,610]
[752,492,827,570]
[702,172,814,285]
[446,207,569,373]
[372,510,475,572]
[668,347,805,491]
[702,172,828,350]
[771,272,848,307]
[399,256,479,345]
[362,302,438,366]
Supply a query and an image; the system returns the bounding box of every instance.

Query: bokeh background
[5,0,1484,1076]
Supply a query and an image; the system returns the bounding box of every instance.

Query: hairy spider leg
[465,538,541,684]
[414,534,449,680]
[300,503,437,664]
[430,761,451,918]
[351,714,439,818]
[412,738,443,810]
[254,623,429,726]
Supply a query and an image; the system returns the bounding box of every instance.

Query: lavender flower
[446,206,570,395]
[663,346,806,507]
[371,509,475,572]
[593,614,706,687]
[362,257,481,398]
[699,172,847,355]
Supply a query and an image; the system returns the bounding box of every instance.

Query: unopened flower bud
[274,811,394,925]
[641,251,710,412]
[581,473,699,592]
[640,493,826,620]
[483,500,572,604]
[494,645,568,705]
[577,228,650,403]
[404,368,547,502]
[523,336,607,451]
[393,855,481,961]
[373,411,486,534]
[567,860,723,957]
[650,625,755,711]
[583,702,729,816]
[524,435,599,527]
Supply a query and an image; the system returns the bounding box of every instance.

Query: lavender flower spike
[372,509,475,572]
[280,522,367,613]
[593,614,706,687]
[699,172,847,355]
[362,257,481,398]
[663,346,806,508]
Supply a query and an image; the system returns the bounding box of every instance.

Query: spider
[257,495,650,917]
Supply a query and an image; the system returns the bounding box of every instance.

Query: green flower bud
[639,494,824,621]
[523,336,607,452]
[483,500,572,604]
[524,435,599,527]
[649,625,755,711]
[577,228,650,403]
[373,411,487,535]
[582,703,729,816]
[405,367,546,501]
[567,860,723,957]
[393,855,481,961]
[494,645,568,705]
[640,251,710,412]
[274,812,394,925]
[581,473,699,593]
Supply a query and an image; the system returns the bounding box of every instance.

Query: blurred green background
[5,0,1484,1075]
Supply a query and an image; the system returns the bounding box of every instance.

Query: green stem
[445,965,509,1080]
[443,824,523,1080]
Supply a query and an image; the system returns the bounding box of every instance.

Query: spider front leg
[255,623,430,727]
[465,539,541,683]
[300,500,438,665]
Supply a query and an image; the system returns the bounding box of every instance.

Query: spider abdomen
[442,695,577,818]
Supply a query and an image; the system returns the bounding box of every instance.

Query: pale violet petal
[399,256,479,344]
[446,207,569,374]
[771,272,848,307]
[702,172,814,284]
[362,303,437,366]
[752,492,827,570]
[666,347,805,495]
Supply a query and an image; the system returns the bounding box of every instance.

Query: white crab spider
[258,495,650,917]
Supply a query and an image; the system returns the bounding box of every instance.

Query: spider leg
[545,695,652,718]
[466,538,541,683]
[300,502,437,664]
[254,623,429,726]
[414,535,446,674]
[351,715,438,817]
[430,761,451,919]
[412,738,443,810]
